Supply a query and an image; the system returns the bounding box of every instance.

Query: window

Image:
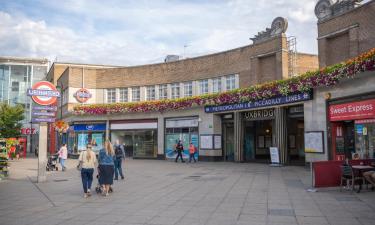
[212,78,222,93]
[183,81,192,97]
[199,79,208,95]
[159,84,168,100]
[132,87,140,102]
[119,88,128,102]
[171,83,180,99]
[226,75,236,91]
[11,81,19,92]
[146,86,155,101]
[106,88,116,103]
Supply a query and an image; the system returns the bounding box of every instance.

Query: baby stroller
[95,167,113,194]
[46,154,59,171]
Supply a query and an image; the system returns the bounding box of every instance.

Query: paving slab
[0,158,374,225]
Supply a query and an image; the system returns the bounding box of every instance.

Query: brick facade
[318,1,375,68]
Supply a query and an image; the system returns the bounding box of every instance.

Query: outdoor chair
[340,165,365,193]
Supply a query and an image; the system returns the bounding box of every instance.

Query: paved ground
[0,158,374,225]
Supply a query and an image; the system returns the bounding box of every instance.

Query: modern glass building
[0,57,49,154]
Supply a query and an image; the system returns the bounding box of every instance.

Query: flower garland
[74,48,375,115]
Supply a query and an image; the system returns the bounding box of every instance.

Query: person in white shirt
[78,144,97,198]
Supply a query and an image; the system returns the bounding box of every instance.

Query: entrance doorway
[331,121,355,160]
[243,120,273,162]
[223,122,234,161]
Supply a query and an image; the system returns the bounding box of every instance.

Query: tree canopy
[0,103,25,138]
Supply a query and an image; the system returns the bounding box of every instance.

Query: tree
[0,103,25,138]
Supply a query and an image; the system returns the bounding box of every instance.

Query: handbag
[76,161,82,171]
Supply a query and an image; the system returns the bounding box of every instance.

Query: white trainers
[84,193,88,198]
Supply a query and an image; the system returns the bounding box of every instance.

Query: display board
[200,135,213,149]
[305,131,324,153]
[269,147,280,164]
[214,135,221,149]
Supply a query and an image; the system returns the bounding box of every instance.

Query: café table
[351,165,375,193]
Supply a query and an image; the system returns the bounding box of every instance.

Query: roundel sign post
[27,81,60,106]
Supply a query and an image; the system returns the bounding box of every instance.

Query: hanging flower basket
[53,120,69,134]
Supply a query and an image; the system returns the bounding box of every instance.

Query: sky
[0,0,323,66]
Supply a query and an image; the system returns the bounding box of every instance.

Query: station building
[48,0,375,165]
[48,17,318,163]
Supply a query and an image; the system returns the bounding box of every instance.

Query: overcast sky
[0,0,323,66]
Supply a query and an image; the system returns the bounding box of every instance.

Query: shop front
[165,117,199,160]
[329,97,375,161]
[110,120,158,158]
[69,123,106,154]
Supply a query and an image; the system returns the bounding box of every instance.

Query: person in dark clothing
[113,140,125,180]
[175,140,185,163]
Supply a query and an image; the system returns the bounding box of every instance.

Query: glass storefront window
[75,132,105,153]
[165,126,198,160]
[111,130,157,158]
[355,122,375,159]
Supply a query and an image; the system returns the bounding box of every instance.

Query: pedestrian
[175,140,185,163]
[58,144,68,171]
[15,144,21,160]
[98,140,115,196]
[78,144,97,198]
[113,139,125,180]
[188,142,197,163]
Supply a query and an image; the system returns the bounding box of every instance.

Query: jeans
[81,168,94,193]
[189,153,196,163]
[175,151,184,162]
[60,158,65,170]
[114,158,124,179]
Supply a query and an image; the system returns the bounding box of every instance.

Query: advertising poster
[77,133,88,151]
[191,134,199,160]
[165,134,180,159]
[91,133,103,152]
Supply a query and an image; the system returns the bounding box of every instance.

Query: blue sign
[33,106,57,111]
[32,111,55,117]
[27,89,60,97]
[356,124,364,134]
[204,92,312,113]
[32,117,56,123]
[73,124,106,131]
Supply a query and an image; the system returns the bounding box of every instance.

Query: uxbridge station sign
[204,92,312,113]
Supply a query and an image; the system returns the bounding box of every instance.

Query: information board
[269,147,280,164]
[200,135,213,149]
[305,131,324,153]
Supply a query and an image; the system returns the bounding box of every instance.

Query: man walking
[175,140,185,163]
[113,140,125,180]
[188,142,197,163]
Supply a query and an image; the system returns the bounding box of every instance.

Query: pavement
[0,158,374,225]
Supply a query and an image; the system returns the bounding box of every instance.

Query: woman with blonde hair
[78,144,97,198]
[98,139,115,196]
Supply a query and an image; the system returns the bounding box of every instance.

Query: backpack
[115,145,123,159]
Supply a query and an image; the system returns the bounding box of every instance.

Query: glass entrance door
[223,122,234,161]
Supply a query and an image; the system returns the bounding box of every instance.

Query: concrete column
[157,116,165,158]
[37,123,48,183]
[275,107,288,164]
[233,112,243,162]
[106,120,110,140]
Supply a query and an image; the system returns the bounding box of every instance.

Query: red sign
[329,99,375,121]
[21,128,37,135]
[74,88,92,103]
[28,81,59,106]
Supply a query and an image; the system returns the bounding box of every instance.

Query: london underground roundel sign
[74,88,92,103]
[27,81,60,106]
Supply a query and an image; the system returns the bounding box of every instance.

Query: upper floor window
[212,78,222,93]
[199,79,208,95]
[132,87,140,102]
[183,81,192,97]
[159,84,168,100]
[106,88,116,103]
[11,81,19,92]
[119,88,128,102]
[146,86,156,101]
[171,83,180,99]
[226,75,236,91]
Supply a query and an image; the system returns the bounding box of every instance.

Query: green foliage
[0,103,25,138]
